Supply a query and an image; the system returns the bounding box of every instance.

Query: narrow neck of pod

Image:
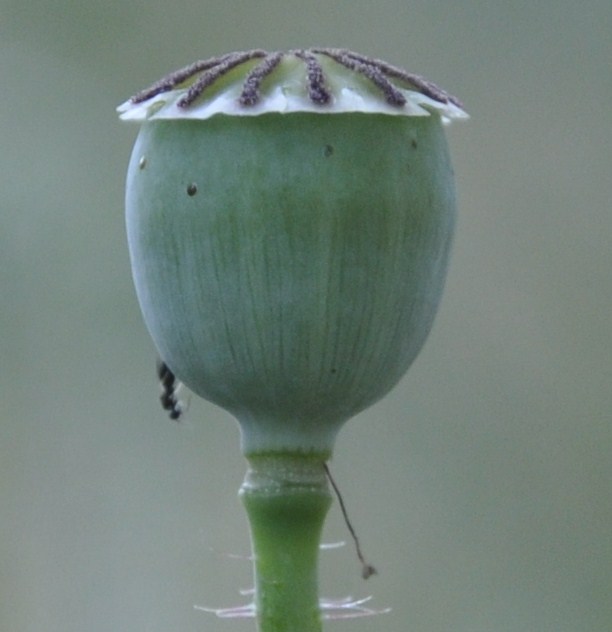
[240,453,332,632]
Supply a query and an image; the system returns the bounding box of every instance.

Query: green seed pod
[119,49,467,457]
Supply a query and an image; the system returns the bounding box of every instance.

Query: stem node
[240,454,331,632]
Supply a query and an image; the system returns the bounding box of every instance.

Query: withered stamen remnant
[324,463,378,580]
[157,359,182,421]
[239,51,285,106]
[129,48,462,111]
[294,50,331,105]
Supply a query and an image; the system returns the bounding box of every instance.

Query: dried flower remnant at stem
[324,464,377,580]
[129,48,462,111]
[157,359,183,421]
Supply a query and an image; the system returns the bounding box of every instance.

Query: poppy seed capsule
[119,49,467,456]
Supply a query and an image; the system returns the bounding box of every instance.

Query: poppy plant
[119,48,467,632]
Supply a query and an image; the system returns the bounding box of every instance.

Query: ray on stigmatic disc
[129,48,463,110]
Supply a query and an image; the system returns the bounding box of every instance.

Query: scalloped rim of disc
[118,51,468,124]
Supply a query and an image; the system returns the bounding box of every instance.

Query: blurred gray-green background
[1,1,610,630]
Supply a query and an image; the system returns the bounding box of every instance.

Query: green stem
[240,453,332,632]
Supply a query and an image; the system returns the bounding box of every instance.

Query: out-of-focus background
[1,1,610,630]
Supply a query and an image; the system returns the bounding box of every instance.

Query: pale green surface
[126,115,454,455]
[241,455,331,632]
[1,1,611,631]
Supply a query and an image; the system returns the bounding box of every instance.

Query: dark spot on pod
[138,156,147,169]
[187,183,198,196]
[330,368,337,374]
[323,144,334,157]
[411,139,418,149]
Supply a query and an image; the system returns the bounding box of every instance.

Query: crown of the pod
[118,48,467,123]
